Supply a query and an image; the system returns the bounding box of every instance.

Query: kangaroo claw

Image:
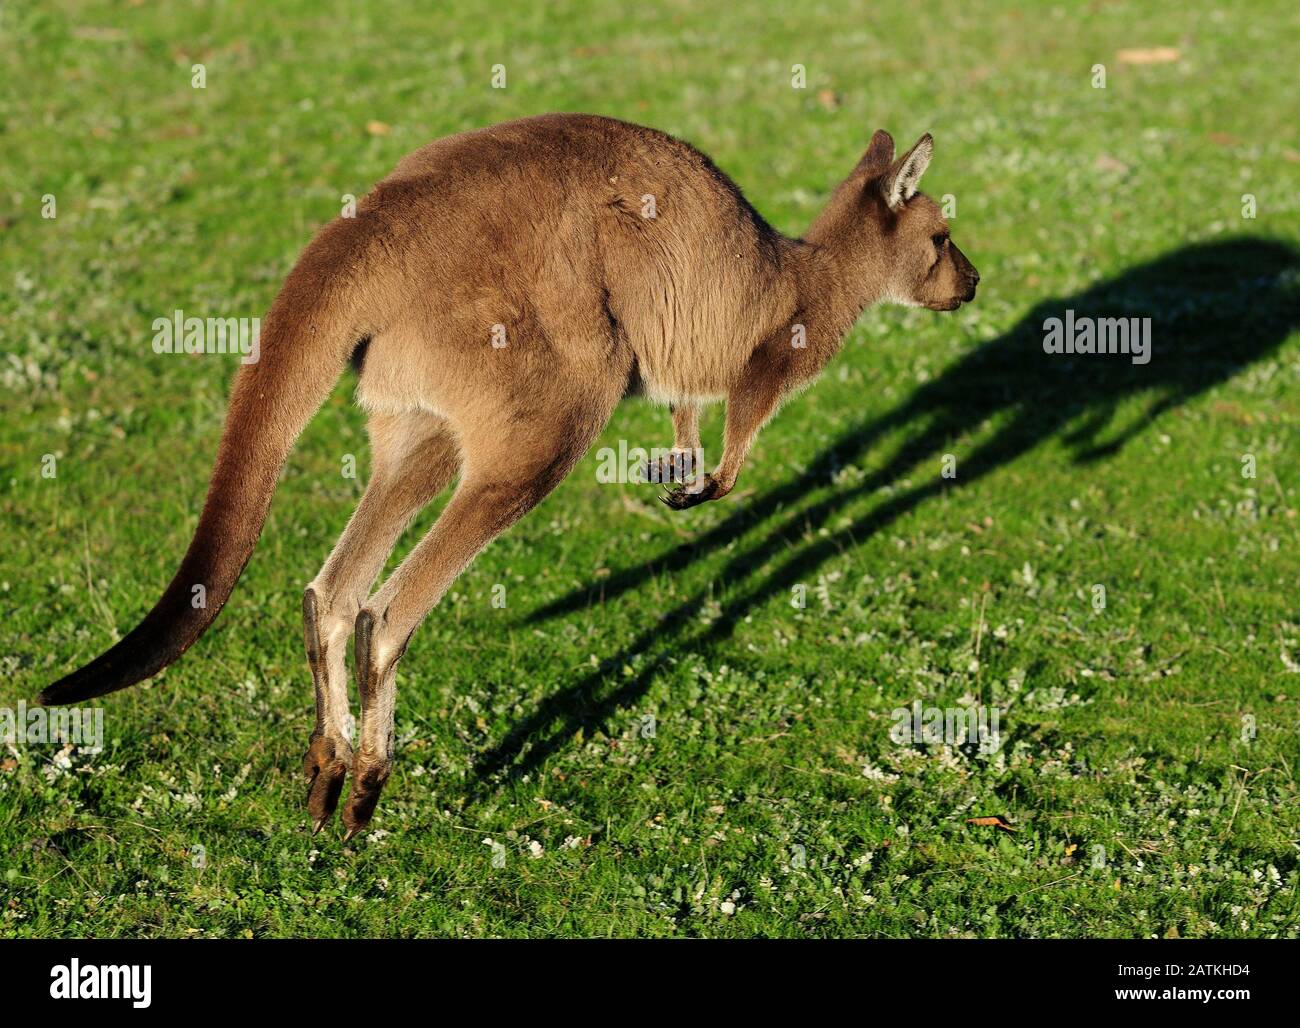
[660,475,721,510]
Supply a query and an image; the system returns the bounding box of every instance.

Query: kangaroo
[38,114,978,839]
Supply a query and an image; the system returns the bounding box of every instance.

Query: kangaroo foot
[304,732,352,834]
[341,608,396,842]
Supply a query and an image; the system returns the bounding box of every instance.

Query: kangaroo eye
[932,233,949,249]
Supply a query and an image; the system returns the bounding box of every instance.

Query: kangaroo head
[868,130,977,311]
[810,129,980,313]
[872,131,979,310]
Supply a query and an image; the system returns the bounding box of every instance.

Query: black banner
[0,939,1288,1013]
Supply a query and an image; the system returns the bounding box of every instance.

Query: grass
[1,0,1298,938]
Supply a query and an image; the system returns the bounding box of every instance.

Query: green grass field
[2,0,1298,938]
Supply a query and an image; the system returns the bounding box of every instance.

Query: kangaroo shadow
[468,237,1300,795]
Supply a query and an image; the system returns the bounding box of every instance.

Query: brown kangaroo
[39,114,979,838]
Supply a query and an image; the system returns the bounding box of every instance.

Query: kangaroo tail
[38,218,378,706]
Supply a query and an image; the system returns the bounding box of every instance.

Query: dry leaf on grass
[365,120,391,136]
[966,815,1018,833]
[1116,47,1180,65]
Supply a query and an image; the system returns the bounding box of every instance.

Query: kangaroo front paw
[304,733,352,834]
[660,474,725,511]
[341,751,391,842]
[639,449,698,484]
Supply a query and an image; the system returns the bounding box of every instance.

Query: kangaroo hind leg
[303,410,460,834]
[341,392,619,840]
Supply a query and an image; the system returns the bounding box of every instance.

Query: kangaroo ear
[857,129,895,174]
[883,133,933,209]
